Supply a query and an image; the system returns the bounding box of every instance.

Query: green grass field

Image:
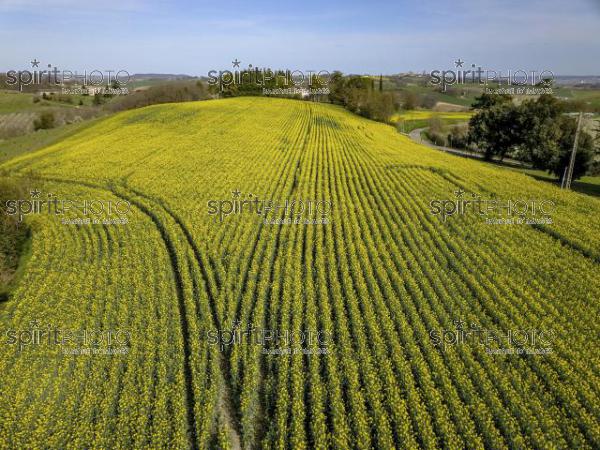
[0,91,38,114]
[0,117,103,164]
[391,110,473,132]
[391,110,473,122]
[394,82,478,107]
[0,90,94,113]
[0,97,598,449]
[563,89,600,110]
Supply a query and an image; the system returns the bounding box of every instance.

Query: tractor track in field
[124,161,306,449]
[120,184,243,450]
[15,174,233,450]
[4,105,314,450]
[237,106,314,447]
[13,173,266,450]
[110,189,201,450]
[17,175,203,450]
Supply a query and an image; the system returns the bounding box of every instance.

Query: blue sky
[0,0,599,75]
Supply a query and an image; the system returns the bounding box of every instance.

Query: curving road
[408,127,529,168]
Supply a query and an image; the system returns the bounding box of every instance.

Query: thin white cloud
[0,0,597,74]
[0,0,151,12]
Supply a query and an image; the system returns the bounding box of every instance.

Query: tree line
[468,93,598,181]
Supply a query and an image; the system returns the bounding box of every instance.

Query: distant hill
[130,74,196,80]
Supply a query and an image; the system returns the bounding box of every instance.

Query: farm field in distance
[391,110,473,123]
[391,110,474,132]
[0,97,598,449]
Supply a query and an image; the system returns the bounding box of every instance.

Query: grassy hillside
[0,90,93,113]
[0,97,598,449]
[0,117,103,164]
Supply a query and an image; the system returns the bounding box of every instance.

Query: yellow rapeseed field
[0,97,598,449]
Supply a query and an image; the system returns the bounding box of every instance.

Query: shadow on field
[524,174,600,198]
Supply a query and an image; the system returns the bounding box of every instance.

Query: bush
[33,111,55,130]
[401,91,418,110]
[588,160,600,176]
[426,129,447,146]
[56,94,74,104]
[425,117,447,146]
[420,94,438,109]
[447,124,470,149]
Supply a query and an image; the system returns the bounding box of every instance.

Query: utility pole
[564,112,583,190]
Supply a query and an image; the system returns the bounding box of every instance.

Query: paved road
[407,127,529,168]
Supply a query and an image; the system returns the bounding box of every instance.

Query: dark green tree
[512,95,564,167]
[468,102,520,160]
[327,71,346,105]
[471,92,513,109]
[546,115,596,182]
[468,93,596,181]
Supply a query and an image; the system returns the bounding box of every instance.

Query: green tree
[471,92,513,109]
[468,93,596,181]
[401,91,418,110]
[545,115,596,182]
[327,71,346,104]
[512,95,564,167]
[468,102,520,160]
